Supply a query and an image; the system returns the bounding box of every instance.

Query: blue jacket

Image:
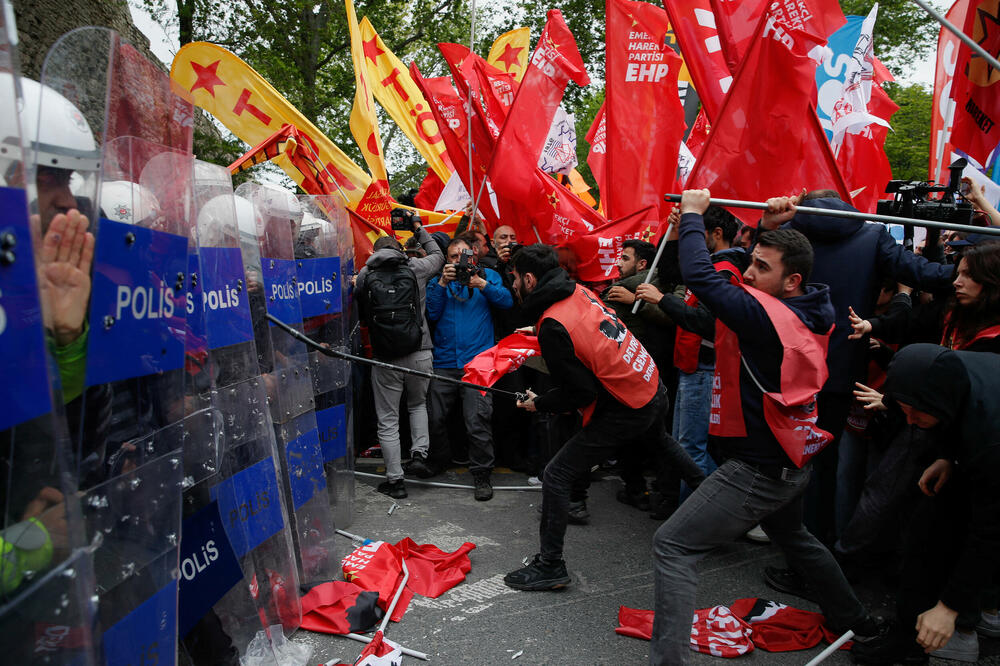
[783,198,954,393]
[426,267,513,368]
[679,212,836,467]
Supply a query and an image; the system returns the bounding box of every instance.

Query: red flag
[347,208,386,267]
[342,540,413,622]
[393,538,476,598]
[615,605,754,657]
[930,1,973,182]
[729,597,847,651]
[354,630,403,665]
[687,14,850,225]
[534,172,609,242]
[606,0,686,221]
[585,103,608,203]
[685,109,711,160]
[488,9,590,203]
[948,0,1000,167]
[661,0,735,121]
[836,85,899,214]
[462,333,542,391]
[301,581,383,635]
[710,0,845,73]
[563,206,661,282]
[414,167,446,211]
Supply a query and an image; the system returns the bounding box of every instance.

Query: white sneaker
[745,525,770,543]
[527,476,542,487]
[931,630,979,662]
[976,610,1000,638]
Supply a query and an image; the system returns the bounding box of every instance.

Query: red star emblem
[547,191,560,208]
[973,2,1000,80]
[189,60,225,97]
[496,43,523,72]
[362,36,385,65]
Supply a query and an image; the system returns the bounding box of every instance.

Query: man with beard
[502,244,698,591]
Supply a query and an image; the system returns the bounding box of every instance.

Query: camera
[501,242,524,262]
[453,248,485,286]
[876,158,975,227]
[390,207,418,232]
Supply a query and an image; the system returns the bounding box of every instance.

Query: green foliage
[883,81,933,182]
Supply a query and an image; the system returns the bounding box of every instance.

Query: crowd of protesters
[353,179,1000,665]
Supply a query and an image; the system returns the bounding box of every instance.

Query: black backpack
[362,258,423,359]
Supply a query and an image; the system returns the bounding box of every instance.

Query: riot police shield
[298,195,354,530]
[40,26,194,664]
[175,162,302,660]
[234,182,338,586]
[0,6,97,663]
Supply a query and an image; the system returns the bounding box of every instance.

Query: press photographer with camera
[418,237,513,500]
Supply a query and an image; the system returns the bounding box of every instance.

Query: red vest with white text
[710,284,834,467]
[674,260,743,374]
[540,284,659,419]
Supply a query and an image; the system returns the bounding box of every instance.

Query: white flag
[830,4,890,146]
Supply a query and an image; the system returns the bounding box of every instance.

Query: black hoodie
[784,198,954,394]
[883,343,1000,614]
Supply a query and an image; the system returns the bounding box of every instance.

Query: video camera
[876,158,975,227]
[453,247,486,286]
[390,207,419,232]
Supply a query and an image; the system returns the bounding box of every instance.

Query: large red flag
[342,540,413,622]
[710,0,844,73]
[488,9,590,203]
[930,0,973,183]
[585,103,608,203]
[393,538,476,598]
[661,0,734,121]
[836,85,899,214]
[301,581,383,635]
[462,333,542,391]
[563,206,661,282]
[948,0,1000,167]
[606,0,686,221]
[686,14,850,225]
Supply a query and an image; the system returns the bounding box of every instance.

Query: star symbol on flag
[496,43,523,71]
[973,2,1000,80]
[189,59,225,97]
[362,36,385,65]
[548,191,560,208]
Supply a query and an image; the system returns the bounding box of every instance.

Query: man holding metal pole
[649,189,881,665]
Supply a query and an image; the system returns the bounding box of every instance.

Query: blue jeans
[650,459,866,665]
[673,369,716,498]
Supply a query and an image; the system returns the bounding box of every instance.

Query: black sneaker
[567,500,589,525]
[763,565,817,602]
[376,479,407,499]
[616,488,650,511]
[851,624,928,665]
[473,472,493,501]
[503,554,571,591]
[404,451,437,479]
[647,491,677,521]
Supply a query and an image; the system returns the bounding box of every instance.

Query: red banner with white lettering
[687,14,850,225]
[488,9,590,204]
[930,0,972,182]
[661,0,734,122]
[563,206,660,282]
[606,0,686,221]
[947,0,1000,167]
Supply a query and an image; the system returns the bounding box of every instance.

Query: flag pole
[467,0,478,197]
[663,194,1000,237]
[909,0,1000,73]
[631,222,673,314]
[803,630,854,666]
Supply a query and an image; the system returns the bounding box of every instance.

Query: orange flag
[487,27,531,82]
[346,0,393,230]
[359,17,452,183]
[170,42,370,206]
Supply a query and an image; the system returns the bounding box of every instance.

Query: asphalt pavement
[293,462,1000,666]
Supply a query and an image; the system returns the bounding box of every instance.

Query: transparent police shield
[0,5,98,664]
[40,26,194,665]
[298,195,355,529]
[175,162,302,660]
[234,182,339,585]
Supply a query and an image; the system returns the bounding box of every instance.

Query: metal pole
[355,471,541,491]
[340,633,430,661]
[910,0,1000,73]
[379,559,409,633]
[467,0,477,197]
[631,222,673,314]
[803,630,854,666]
[663,194,1000,237]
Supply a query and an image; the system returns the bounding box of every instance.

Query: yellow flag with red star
[487,27,531,82]
[359,17,452,183]
[170,42,371,207]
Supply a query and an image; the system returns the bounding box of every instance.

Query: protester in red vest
[649,189,881,665]
[501,244,699,591]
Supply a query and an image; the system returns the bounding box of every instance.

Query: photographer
[422,238,513,500]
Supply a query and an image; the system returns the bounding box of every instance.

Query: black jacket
[883,344,1000,614]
